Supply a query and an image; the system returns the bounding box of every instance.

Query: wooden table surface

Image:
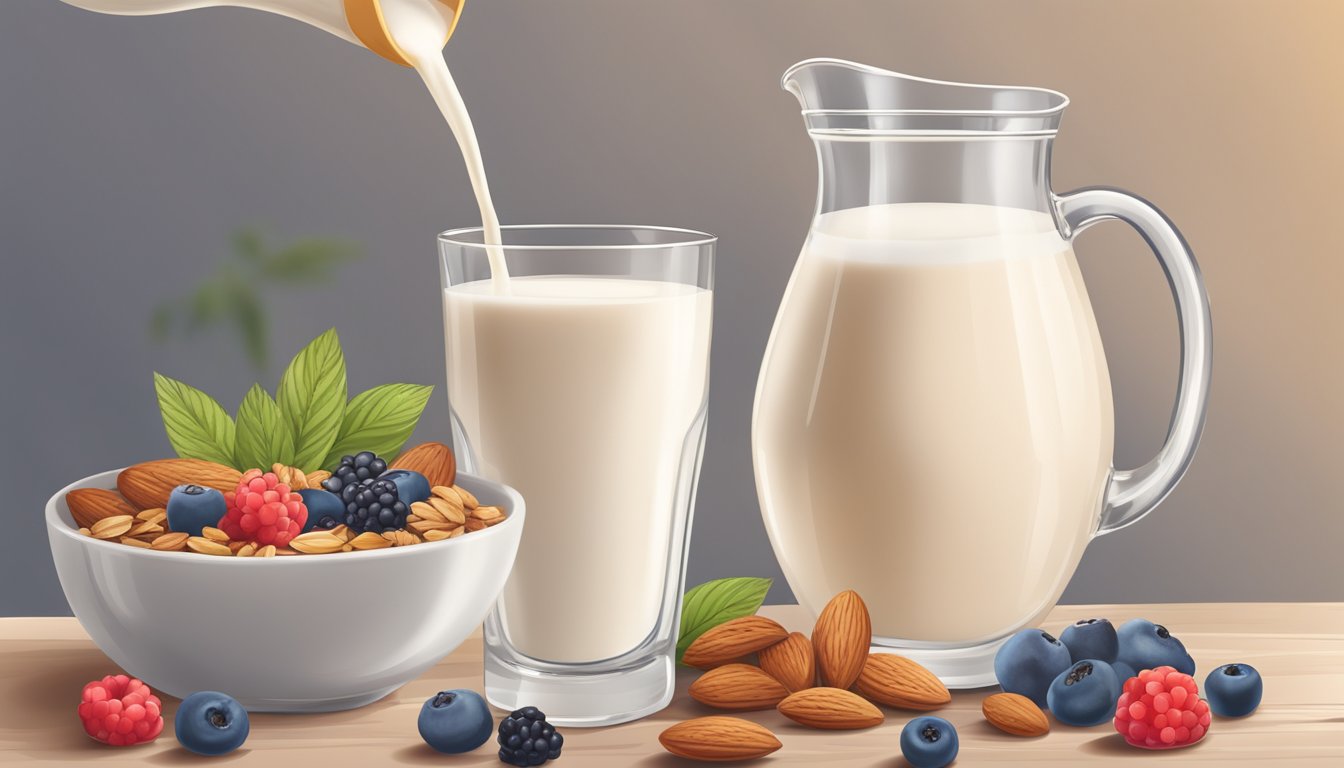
[2,603,1341,766]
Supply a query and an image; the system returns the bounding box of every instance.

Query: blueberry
[1046,659,1122,726]
[175,691,248,756]
[380,469,431,505]
[297,488,345,532]
[1060,618,1118,664]
[166,485,227,537]
[1204,663,1262,717]
[417,689,493,754]
[1112,660,1137,683]
[1116,619,1195,676]
[899,716,958,768]
[994,628,1073,708]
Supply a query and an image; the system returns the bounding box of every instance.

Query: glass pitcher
[752,59,1212,687]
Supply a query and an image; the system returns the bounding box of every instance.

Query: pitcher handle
[1054,187,1213,537]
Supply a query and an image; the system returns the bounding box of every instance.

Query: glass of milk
[440,225,715,726]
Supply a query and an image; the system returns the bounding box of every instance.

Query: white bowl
[46,469,524,712]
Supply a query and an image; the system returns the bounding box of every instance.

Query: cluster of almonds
[68,456,504,557]
[660,590,953,761]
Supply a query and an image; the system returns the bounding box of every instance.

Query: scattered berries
[1113,666,1210,749]
[1204,663,1263,717]
[381,468,432,506]
[297,488,345,532]
[322,451,388,494]
[994,628,1073,708]
[175,691,249,756]
[497,706,563,766]
[166,484,228,537]
[1047,659,1122,726]
[219,469,308,547]
[899,716,958,768]
[78,675,163,746]
[340,477,407,533]
[418,689,494,754]
[1060,618,1119,664]
[1117,619,1195,677]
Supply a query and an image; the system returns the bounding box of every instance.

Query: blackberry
[340,477,407,533]
[497,707,562,766]
[321,450,388,494]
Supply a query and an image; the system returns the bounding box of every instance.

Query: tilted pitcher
[752,59,1211,687]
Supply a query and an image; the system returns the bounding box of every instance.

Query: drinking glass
[439,225,715,726]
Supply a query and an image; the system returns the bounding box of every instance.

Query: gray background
[3,0,1341,616]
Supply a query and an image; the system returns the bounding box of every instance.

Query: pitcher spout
[782,58,1069,137]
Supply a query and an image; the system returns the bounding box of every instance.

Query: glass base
[484,650,674,728]
[872,635,1009,689]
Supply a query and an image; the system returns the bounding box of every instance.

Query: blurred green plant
[150,228,361,371]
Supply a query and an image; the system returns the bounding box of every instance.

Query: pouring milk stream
[62,0,512,292]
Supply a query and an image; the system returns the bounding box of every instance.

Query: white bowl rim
[46,467,525,564]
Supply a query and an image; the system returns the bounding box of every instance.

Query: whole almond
[682,616,790,669]
[777,687,884,730]
[66,488,139,529]
[983,692,1050,736]
[689,663,791,711]
[391,442,456,488]
[812,590,871,688]
[118,459,242,510]
[759,631,816,692]
[658,716,781,761]
[854,653,951,710]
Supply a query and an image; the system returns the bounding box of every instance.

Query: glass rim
[438,224,717,252]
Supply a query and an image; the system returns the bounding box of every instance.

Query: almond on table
[777,687,885,730]
[854,653,951,710]
[682,616,790,669]
[812,589,872,689]
[659,716,782,762]
[688,663,790,711]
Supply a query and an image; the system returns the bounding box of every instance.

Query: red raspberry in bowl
[219,469,308,547]
[1113,665,1211,749]
[78,674,164,746]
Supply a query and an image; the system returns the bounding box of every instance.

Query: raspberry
[78,674,164,746]
[1113,665,1211,749]
[219,468,308,547]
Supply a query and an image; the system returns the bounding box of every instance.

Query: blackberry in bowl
[341,477,408,533]
[322,451,388,494]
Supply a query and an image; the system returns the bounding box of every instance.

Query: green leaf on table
[234,383,294,471]
[677,576,773,665]
[321,383,434,470]
[277,328,347,472]
[153,372,236,466]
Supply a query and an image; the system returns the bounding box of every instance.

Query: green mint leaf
[153,372,236,466]
[321,383,434,470]
[234,383,295,471]
[677,577,773,664]
[277,328,347,472]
